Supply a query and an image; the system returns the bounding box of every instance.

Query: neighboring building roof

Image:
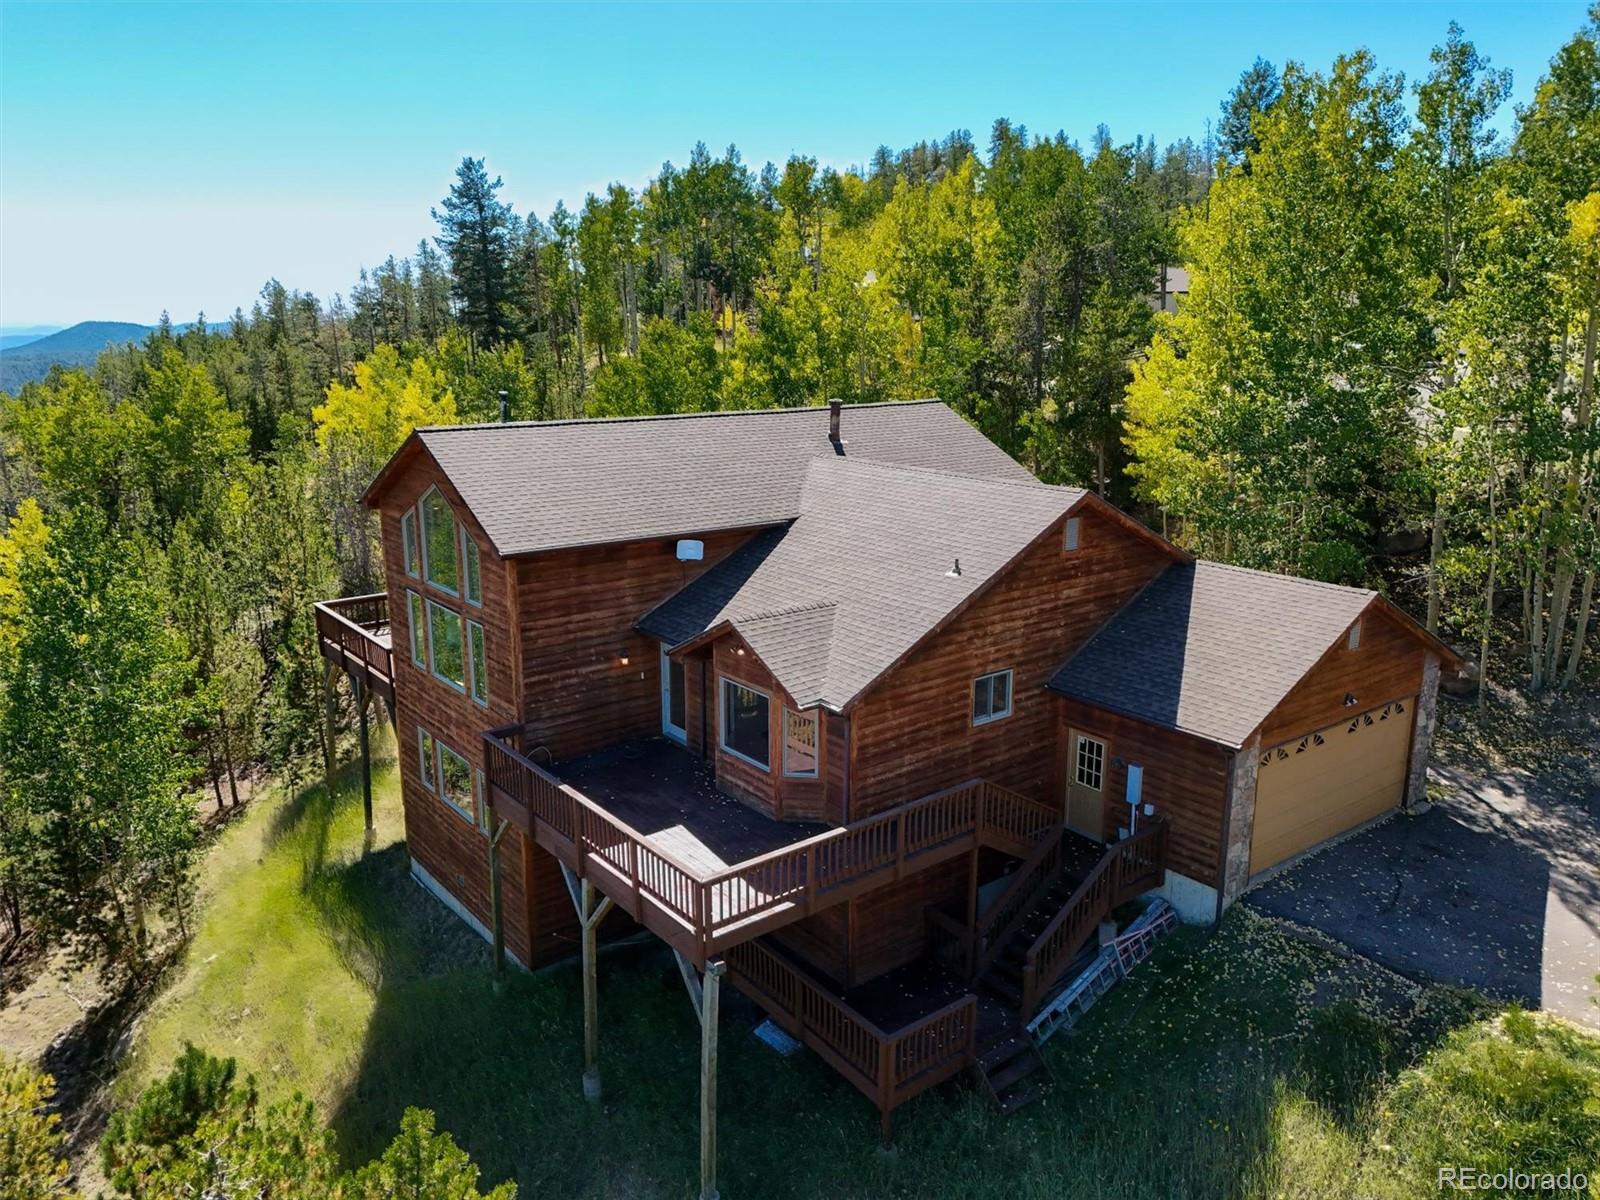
[1048,560,1378,748]
[365,399,1032,556]
[639,456,1098,712]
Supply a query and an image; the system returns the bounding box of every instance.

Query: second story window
[428,599,465,691]
[407,590,426,668]
[462,532,482,606]
[972,669,1013,726]
[720,678,771,771]
[468,619,488,707]
[421,487,459,594]
[438,743,474,823]
[401,509,421,577]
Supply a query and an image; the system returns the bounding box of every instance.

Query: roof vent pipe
[828,398,843,443]
[947,558,962,578]
[498,390,510,423]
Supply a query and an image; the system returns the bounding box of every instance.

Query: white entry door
[660,642,687,744]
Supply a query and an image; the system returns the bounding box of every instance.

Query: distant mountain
[0,325,63,351]
[0,320,159,392]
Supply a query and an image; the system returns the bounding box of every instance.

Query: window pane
[401,510,420,577]
[422,490,459,592]
[463,535,482,605]
[722,681,770,768]
[408,591,426,667]
[784,708,818,776]
[439,744,473,819]
[668,657,686,730]
[418,728,436,791]
[429,602,465,688]
[972,676,989,722]
[991,671,1010,716]
[469,620,488,705]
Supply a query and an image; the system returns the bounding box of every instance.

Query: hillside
[0,321,156,392]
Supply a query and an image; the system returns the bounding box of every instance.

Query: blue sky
[1,1,1591,327]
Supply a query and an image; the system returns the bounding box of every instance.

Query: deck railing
[724,939,977,1135]
[971,828,1073,980]
[314,594,394,702]
[1019,819,1168,1018]
[482,725,1059,964]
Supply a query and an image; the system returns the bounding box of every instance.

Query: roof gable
[641,456,1097,710]
[1047,560,1404,747]
[364,400,1031,557]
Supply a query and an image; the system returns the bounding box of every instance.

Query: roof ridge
[417,398,948,435]
[806,451,1074,495]
[1193,558,1376,599]
[733,599,839,623]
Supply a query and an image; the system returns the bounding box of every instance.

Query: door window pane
[668,657,686,731]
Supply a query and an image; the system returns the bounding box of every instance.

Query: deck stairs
[1027,899,1177,1044]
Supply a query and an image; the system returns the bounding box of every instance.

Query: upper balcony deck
[483,728,1060,967]
[313,593,395,706]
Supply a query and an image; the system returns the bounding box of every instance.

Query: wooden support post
[561,865,614,1104]
[321,664,338,801]
[356,679,374,839]
[700,958,725,1200]
[487,818,509,981]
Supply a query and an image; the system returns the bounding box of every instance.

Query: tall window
[462,532,482,606]
[468,619,488,706]
[428,600,465,691]
[421,488,459,594]
[720,678,771,770]
[972,669,1013,726]
[438,743,474,822]
[418,727,437,791]
[407,590,427,667]
[783,708,819,778]
[401,509,421,577]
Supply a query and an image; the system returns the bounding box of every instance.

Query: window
[972,669,1013,726]
[401,509,420,578]
[1347,620,1362,651]
[428,600,465,691]
[661,643,687,743]
[783,708,819,778]
[720,678,771,770]
[1064,516,1081,552]
[439,743,474,822]
[468,620,488,706]
[462,532,482,606]
[1075,735,1105,791]
[407,590,427,668]
[418,727,437,791]
[421,488,459,594]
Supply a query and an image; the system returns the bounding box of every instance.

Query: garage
[1249,698,1416,875]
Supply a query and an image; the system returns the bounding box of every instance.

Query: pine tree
[432,158,515,348]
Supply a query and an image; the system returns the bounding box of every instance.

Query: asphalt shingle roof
[406,400,1031,556]
[640,456,1087,711]
[1047,560,1376,748]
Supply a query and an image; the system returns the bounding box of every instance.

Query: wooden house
[315,399,1457,1191]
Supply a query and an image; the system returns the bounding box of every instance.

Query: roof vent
[946,558,962,578]
[828,399,843,446]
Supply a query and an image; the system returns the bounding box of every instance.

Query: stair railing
[1018,819,1168,1019]
[970,827,1067,980]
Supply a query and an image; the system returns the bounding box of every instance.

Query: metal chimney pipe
[499,390,510,423]
[828,398,842,443]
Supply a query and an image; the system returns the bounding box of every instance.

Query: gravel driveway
[1248,756,1600,1029]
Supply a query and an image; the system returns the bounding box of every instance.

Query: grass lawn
[125,733,1600,1199]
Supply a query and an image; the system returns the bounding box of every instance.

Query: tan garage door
[1249,698,1415,875]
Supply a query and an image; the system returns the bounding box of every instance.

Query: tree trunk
[1426,492,1446,634]
[1479,449,1499,710]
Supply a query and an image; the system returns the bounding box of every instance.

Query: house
[315,398,1457,1192]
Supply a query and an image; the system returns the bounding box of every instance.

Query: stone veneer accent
[1405,651,1442,809]
[1220,734,1262,907]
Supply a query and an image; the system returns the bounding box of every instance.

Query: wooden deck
[483,724,1062,966]
[556,740,825,875]
[314,593,395,706]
